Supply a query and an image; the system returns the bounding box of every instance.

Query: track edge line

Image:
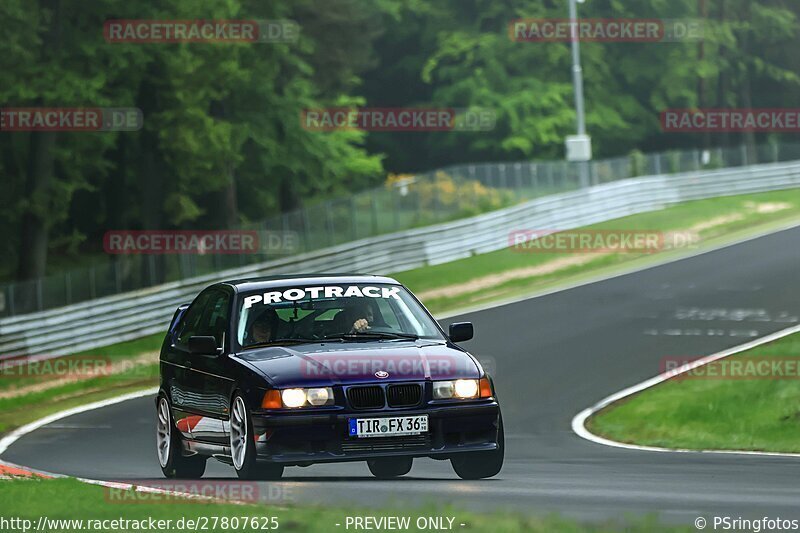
[571,323,800,458]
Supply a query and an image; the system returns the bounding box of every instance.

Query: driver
[249,308,279,344]
[348,301,375,333]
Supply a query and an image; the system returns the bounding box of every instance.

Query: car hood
[234,340,480,388]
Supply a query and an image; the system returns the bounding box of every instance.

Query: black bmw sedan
[156,274,503,480]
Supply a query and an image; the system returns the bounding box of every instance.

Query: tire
[230,394,284,480]
[367,457,413,478]
[450,415,504,480]
[156,395,207,479]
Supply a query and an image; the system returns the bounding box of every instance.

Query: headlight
[307,387,331,406]
[454,379,479,398]
[433,378,492,399]
[433,381,455,399]
[279,387,334,408]
[281,388,306,408]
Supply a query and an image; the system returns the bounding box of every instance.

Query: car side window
[200,290,231,347]
[375,298,402,330]
[176,291,212,345]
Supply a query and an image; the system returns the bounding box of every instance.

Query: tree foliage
[1,0,799,280]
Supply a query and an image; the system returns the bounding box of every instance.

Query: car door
[180,287,234,445]
[163,289,212,440]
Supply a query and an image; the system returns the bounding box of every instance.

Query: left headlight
[278,387,334,408]
[433,377,492,399]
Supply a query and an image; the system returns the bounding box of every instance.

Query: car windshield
[236,283,444,348]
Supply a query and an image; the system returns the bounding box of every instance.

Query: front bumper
[251,401,500,465]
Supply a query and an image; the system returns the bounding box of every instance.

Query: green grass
[394,188,800,313]
[588,333,800,453]
[0,333,164,433]
[0,477,689,532]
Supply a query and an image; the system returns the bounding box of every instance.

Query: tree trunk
[16,130,56,281]
[210,99,239,229]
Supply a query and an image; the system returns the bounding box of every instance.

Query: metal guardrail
[5,141,800,317]
[3,159,800,358]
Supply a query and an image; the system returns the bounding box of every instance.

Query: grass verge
[0,334,163,433]
[0,477,689,532]
[587,332,800,453]
[394,188,800,314]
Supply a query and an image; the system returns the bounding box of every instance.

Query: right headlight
[271,387,334,408]
[433,377,492,399]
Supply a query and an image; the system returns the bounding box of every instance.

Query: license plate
[348,415,428,438]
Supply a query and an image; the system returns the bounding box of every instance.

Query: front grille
[347,386,385,409]
[386,384,422,407]
[341,434,431,453]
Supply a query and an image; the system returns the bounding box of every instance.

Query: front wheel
[230,394,284,480]
[450,415,504,480]
[367,457,413,478]
[156,395,206,479]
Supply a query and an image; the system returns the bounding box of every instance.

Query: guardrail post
[392,189,400,232]
[8,284,15,316]
[301,209,311,251]
[89,266,96,299]
[36,279,43,312]
[114,261,122,292]
[325,201,335,246]
[370,191,379,235]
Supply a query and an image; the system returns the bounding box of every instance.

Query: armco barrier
[2,160,800,358]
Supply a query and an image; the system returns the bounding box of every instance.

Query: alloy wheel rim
[156,398,171,468]
[230,397,248,470]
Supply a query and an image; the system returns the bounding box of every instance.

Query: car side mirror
[188,336,220,355]
[448,322,474,343]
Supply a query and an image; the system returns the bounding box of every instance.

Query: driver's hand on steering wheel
[352,318,370,332]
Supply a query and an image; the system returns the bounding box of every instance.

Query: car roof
[221,274,401,293]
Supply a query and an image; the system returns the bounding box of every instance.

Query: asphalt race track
[5,226,800,525]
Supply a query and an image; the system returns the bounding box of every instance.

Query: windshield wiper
[324,332,419,341]
[245,337,320,348]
